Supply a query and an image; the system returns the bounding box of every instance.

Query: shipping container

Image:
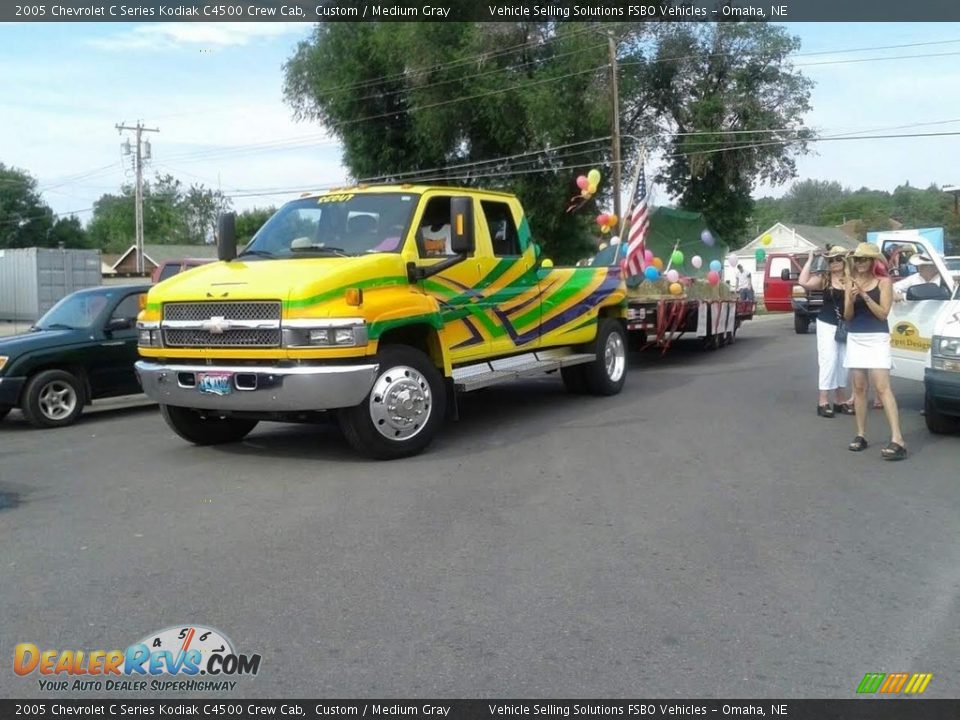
[0,248,102,322]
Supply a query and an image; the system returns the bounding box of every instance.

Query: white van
[883,237,960,433]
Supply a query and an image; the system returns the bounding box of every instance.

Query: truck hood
[0,329,83,358]
[147,255,409,310]
[934,299,960,338]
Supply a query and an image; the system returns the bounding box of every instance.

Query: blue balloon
[709,259,722,272]
[644,266,660,281]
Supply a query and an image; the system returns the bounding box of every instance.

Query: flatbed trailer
[625,296,756,353]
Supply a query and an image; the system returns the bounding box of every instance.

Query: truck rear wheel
[338,345,446,460]
[924,390,960,434]
[794,314,809,334]
[583,318,627,396]
[160,405,259,445]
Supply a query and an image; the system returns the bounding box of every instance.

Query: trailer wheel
[160,405,259,445]
[925,390,960,434]
[21,369,85,428]
[794,314,810,334]
[338,345,446,460]
[583,319,627,396]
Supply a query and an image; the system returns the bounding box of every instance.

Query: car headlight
[0,355,8,373]
[933,336,960,358]
[137,322,162,347]
[282,320,368,348]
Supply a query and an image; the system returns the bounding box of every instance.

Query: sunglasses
[828,257,845,262]
[852,256,874,261]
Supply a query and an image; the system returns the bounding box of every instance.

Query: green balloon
[755,248,766,262]
[670,250,684,265]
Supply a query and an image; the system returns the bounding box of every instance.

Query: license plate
[197,372,233,396]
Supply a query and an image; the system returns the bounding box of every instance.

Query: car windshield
[35,291,111,330]
[241,192,418,259]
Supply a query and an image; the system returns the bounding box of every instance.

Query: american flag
[622,164,649,277]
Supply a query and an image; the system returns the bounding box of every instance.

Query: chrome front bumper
[135,360,379,412]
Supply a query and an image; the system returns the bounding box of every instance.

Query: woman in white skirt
[798,246,854,417]
[843,243,906,460]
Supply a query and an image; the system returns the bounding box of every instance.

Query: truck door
[884,239,957,381]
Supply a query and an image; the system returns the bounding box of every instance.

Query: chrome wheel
[38,380,78,421]
[604,330,626,383]
[369,364,433,441]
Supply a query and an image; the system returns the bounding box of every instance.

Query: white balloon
[691,255,703,269]
[610,236,620,245]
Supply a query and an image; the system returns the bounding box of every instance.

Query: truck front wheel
[160,405,259,445]
[583,318,628,396]
[338,345,446,460]
[924,390,960,434]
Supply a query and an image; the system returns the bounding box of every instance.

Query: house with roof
[727,223,859,295]
[105,244,220,277]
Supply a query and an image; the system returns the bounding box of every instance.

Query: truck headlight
[932,335,960,372]
[283,320,368,348]
[137,322,162,347]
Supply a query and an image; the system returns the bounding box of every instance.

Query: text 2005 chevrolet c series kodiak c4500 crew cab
[135,186,629,459]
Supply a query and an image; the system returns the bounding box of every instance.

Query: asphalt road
[2,314,958,699]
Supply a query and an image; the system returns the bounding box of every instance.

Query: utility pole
[607,32,622,222]
[116,121,159,275]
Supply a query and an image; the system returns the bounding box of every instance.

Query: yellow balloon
[541,258,554,268]
[669,282,683,296]
[587,169,601,185]
[588,182,598,194]
[652,257,664,271]
[761,233,772,246]
[599,242,608,250]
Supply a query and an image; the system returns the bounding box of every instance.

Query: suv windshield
[241,192,418,259]
[36,291,111,330]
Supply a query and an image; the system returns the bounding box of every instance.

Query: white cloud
[88,22,306,51]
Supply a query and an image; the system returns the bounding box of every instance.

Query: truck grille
[164,329,281,348]
[161,301,283,348]
[163,301,281,322]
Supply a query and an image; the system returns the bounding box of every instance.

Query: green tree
[632,22,814,246]
[236,207,276,245]
[0,163,56,248]
[283,22,645,262]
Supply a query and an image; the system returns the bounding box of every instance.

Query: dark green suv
[0,285,149,428]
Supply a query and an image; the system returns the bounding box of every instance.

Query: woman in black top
[842,243,905,460]
[798,246,854,417]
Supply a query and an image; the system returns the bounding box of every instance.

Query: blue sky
[2,21,960,224]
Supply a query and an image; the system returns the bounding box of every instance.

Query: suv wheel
[0,405,11,422]
[21,370,85,428]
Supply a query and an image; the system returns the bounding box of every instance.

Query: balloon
[670,250,684,266]
[669,282,683,296]
[644,266,660,281]
[587,182,597,194]
[600,225,610,234]
[727,253,738,268]
[652,257,664,271]
[761,233,772,246]
[541,258,554,268]
[666,269,679,283]
[644,249,654,263]
[596,214,609,227]
[701,229,715,247]
[587,169,601,185]
[692,255,703,269]
[709,259,722,272]
[610,236,620,245]
[599,243,608,251]
[580,189,591,198]
[607,214,618,227]
[707,270,720,285]
[576,175,589,190]
[755,248,766,263]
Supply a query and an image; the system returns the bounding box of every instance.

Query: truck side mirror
[449,197,474,255]
[217,212,237,261]
[906,282,951,301]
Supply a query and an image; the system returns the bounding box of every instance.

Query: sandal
[848,436,868,452]
[817,404,835,418]
[881,442,907,461]
[872,399,884,410]
[834,402,855,415]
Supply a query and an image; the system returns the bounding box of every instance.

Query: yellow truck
[135,185,628,458]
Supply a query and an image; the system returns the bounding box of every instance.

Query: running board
[452,349,595,392]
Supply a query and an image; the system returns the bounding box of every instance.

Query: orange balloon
[669,282,683,296]
[652,257,664,271]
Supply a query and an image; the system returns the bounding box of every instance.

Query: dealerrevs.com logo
[14,625,261,692]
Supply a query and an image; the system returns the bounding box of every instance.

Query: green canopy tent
[590,207,730,279]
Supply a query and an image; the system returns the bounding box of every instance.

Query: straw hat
[909,253,934,267]
[850,242,883,259]
[823,246,848,258]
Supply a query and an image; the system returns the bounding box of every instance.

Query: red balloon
[576,176,589,190]
[707,270,720,285]
[596,214,609,227]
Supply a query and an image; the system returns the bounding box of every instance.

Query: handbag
[834,306,848,343]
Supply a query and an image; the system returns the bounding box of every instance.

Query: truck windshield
[36,291,111,330]
[241,193,418,259]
